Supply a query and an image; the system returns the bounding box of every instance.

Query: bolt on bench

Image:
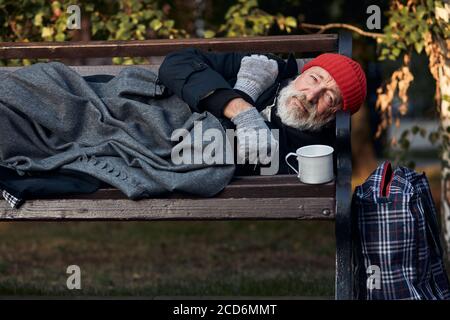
[0,32,354,299]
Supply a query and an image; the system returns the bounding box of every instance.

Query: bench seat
[0,175,335,221]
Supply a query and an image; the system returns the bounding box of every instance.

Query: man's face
[276,66,343,131]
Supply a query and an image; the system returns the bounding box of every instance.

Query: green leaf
[414,41,424,53]
[54,33,65,41]
[401,129,410,139]
[239,7,249,15]
[164,20,174,29]
[285,16,297,28]
[247,0,258,8]
[429,132,440,144]
[34,12,43,27]
[411,31,421,43]
[233,16,245,27]
[106,21,116,33]
[142,10,154,20]
[56,21,66,32]
[123,58,134,65]
[416,5,427,20]
[397,42,407,50]
[112,57,122,65]
[400,138,410,149]
[51,1,61,12]
[85,3,95,12]
[203,30,216,38]
[150,19,163,31]
[419,128,427,138]
[41,27,54,39]
[392,47,401,57]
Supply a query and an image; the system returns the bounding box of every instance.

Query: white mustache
[291,94,314,113]
[275,81,333,131]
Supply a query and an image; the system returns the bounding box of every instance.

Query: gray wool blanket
[0,62,235,199]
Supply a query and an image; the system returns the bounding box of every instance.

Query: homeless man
[0,50,366,206]
[158,49,367,175]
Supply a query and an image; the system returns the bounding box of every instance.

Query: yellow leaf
[203,30,215,38]
[34,13,43,27]
[435,4,449,23]
[285,16,297,28]
[41,27,54,38]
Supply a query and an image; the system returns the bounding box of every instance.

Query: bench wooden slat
[7,175,334,200]
[0,65,160,75]
[0,58,313,76]
[0,34,338,59]
[0,197,335,221]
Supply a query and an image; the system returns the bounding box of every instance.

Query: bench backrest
[0,34,341,75]
[0,34,340,59]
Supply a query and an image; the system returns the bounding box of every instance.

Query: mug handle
[285,152,299,175]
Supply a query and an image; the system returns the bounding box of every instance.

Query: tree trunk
[439,34,450,259]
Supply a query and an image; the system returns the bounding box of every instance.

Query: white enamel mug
[285,145,334,184]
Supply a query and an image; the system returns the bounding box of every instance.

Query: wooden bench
[0,32,354,299]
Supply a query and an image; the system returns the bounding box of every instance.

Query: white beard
[275,80,334,131]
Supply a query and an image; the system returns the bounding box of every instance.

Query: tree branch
[299,22,385,40]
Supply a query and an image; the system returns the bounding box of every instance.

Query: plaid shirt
[353,161,450,300]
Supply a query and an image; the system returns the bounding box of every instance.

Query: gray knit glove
[234,54,279,102]
[231,107,279,164]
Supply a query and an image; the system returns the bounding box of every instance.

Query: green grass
[0,220,336,297]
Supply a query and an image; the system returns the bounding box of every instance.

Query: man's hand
[223,97,253,119]
[234,54,279,102]
[231,107,279,164]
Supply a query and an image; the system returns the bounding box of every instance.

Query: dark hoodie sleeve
[158,47,286,118]
[197,88,255,118]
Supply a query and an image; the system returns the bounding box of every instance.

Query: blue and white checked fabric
[1,188,24,209]
[353,161,450,300]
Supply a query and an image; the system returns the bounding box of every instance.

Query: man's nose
[305,86,323,105]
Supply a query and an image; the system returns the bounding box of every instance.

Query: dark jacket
[158,48,335,175]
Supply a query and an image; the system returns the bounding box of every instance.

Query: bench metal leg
[335,190,353,299]
[335,109,353,300]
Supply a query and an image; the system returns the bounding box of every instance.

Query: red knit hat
[301,53,366,114]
